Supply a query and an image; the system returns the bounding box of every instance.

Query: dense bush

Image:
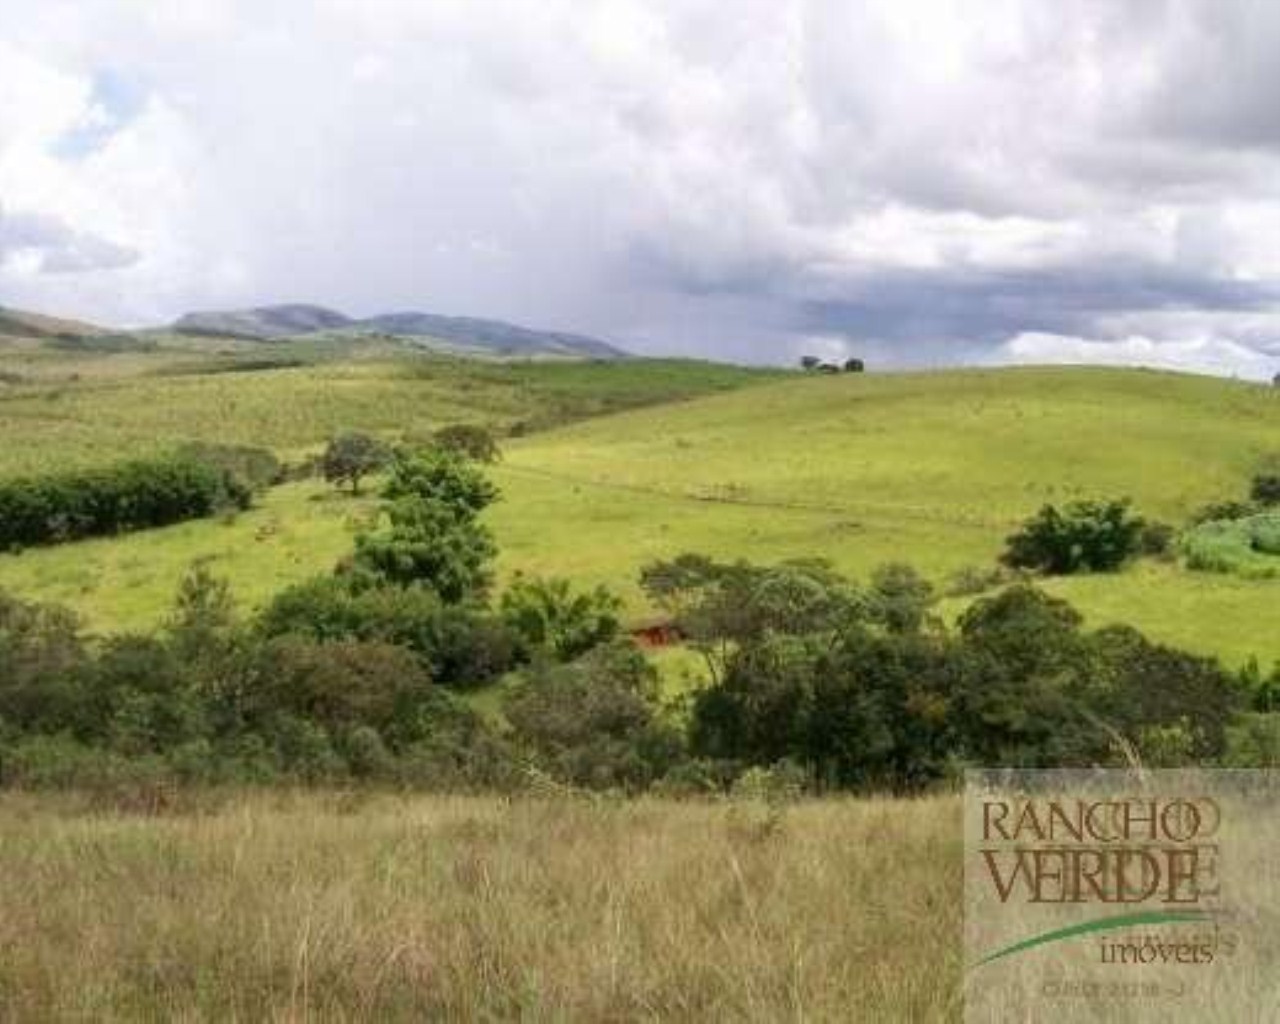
[175,441,282,494]
[433,423,501,463]
[260,576,519,687]
[1252,473,1280,506]
[500,574,622,661]
[505,643,683,791]
[679,558,1250,788]
[1181,511,1280,578]
[1001,499,1146,574]
[0,456,243,548]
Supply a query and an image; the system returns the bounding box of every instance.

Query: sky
[1,0,1280,378]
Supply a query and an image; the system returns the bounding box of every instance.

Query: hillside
[0,355,773,477]
[0,306,106,340]
[171,303,628,358]
[0,363,1275,665]
[172,304,351,339]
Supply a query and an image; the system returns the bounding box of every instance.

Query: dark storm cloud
[2,0,1280,377]
[794,264,1280,346]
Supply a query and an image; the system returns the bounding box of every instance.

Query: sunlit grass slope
[1,365,1277,665]
[0,354,779,477]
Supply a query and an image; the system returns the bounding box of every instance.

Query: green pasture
[0,362,1277,666]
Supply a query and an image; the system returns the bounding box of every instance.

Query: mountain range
[171,304,627,358]
[0,302,627,360]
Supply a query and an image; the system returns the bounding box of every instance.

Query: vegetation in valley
[2,362,1278,666]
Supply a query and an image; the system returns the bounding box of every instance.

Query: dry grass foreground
[0,791,962,1022]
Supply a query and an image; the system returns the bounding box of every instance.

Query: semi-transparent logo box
[965,769,1280,1022]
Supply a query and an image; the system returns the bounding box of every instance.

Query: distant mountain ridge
[171,304,628,358]
[172,304,350,339]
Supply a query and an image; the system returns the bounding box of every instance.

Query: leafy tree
[843,358,865,373]
[382,449,498,515]
[867,563,934,633]
[500,574,622,661]
[799,355,820,370]
[1001,499,1145,574]
[433,424,501,463]
[260,576,519,686]
[321,432,390,495]
[353,497,497,601]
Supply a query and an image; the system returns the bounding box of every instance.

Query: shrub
[1190,499,1256,524]
[500,574,622,661]
[1181,512,1280,578]
[175,441,282,494]
[867,563,934,633]
[433,424,501,463]
[261,576,519,687]
[1001,499,1145,574]
[1251,473,1280,507]
[1138,520,1176,558]
[505,643,683,790]
[0,456,233,548]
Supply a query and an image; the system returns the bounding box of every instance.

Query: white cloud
[0,0,1279,373]
[996,331,1278,381]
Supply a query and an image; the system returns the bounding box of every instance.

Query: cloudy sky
[2,0,1280,377]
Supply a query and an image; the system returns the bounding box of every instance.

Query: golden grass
[0,791,963,1022]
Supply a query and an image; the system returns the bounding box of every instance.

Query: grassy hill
[0,361,1277,665]
[0,351,778,476]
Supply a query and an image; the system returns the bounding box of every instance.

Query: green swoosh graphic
[972,909,1212,968]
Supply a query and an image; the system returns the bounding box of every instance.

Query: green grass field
[1,358,1277,666]
[0,347,779,476]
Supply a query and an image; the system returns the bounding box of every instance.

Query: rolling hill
[171,303,628,358]
[0,305,107,340]
[0,360,1275,666]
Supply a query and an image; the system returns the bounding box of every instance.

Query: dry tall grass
[0,791,963,1022]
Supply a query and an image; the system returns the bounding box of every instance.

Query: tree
[844,358,865,373]
[505,642,682,790]
[433,424,500,463]
[382,449,498,515]
[322,432,390,495]
[500,574,622,661]
[1001,499,1145,574]
[867,562,933,633]
[353,498,497,601]
[799,355,820,370]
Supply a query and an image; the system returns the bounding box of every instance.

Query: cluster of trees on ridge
[1,447,1277,796]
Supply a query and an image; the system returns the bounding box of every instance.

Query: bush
[1251,473,1280,507]
[1190,499,1256,524]
[260,576,519,687]
[505,643,683,790]
[1138,521,1176,558]
[1001,499,1145,574]
[1181,511,1280,578]
[433,424,501,463]
[0,456,234,548]
[175,441,282,494]
[500,574,622,661]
